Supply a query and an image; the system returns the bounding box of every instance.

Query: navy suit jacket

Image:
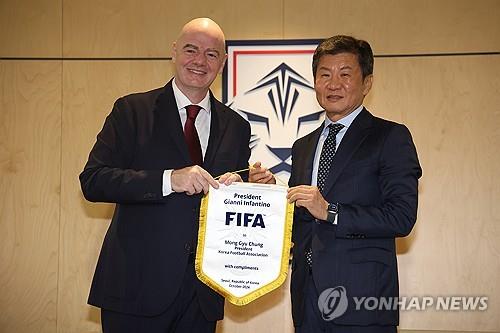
[79,80,251,320]
[289,108,421,326]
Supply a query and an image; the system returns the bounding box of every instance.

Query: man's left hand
[218,172,243,185]
[287,185,328,221]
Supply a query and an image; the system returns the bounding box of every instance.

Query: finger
[224,173,242,185]
[218,172,231,183]
[287,187,304,198]
[198,167,219,189]
[186,184,196,195]
[254,171,271,182]
[295,199,307,208]
[252,161,262,169]
[262,173,274,183]
[202,182,210,194]
[288,191,312,203]
[197,176,211,194]
[193,182,205,193]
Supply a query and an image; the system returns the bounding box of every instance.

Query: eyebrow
[182,44,221,56]
[183,43,199,50]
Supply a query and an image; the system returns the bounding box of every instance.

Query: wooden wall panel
[0,0,62,57]
[284,0,500,54]
[0,61,61,332]
[58,60,175,333]
[62,0,283,58]
[1,0,499,332]
[365,55,500,331]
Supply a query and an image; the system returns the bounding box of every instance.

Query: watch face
[328,202,338,213]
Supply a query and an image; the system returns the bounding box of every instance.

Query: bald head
[177,18,226,51]
[172,18,228,103]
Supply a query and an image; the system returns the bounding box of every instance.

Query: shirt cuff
[162,169,173,196]
[333,213,338,225]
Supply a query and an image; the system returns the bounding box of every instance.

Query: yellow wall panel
[62,0,283,58]
[365,55,500,331]
[0,60,61,333]
[0,0,62,57]
[58,60,175,333]
[284,0,500,54]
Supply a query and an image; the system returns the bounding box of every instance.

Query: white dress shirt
[310,104,364,224]
[162,79,212,196]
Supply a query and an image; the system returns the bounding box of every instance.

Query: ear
[218,53,228,74]
[362,74,373,96]
[171,42,177,63]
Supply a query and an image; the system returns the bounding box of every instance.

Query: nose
[192,52,207,66]
[326,77,340,90]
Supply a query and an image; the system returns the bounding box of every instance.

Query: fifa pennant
[195,182,294,305]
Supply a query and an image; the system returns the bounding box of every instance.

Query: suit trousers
[295,271,396,333]
[101,258,216,333]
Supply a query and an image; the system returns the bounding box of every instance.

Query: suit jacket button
[184,243,191,252]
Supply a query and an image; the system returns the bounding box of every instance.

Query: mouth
[327,94,343,102]
[187,68,207,75]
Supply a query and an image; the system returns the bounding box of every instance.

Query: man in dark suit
[80,18,251,333]
[251,35,422,332]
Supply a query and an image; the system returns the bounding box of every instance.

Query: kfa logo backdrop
[222,40,323,182]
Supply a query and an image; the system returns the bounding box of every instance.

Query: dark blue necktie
[316,123,344,193]
[306,123,344,267]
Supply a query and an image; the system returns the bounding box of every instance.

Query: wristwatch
[326,202,339,224]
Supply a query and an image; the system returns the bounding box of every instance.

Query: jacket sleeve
[335,124,422,238]
[79,97,165,204]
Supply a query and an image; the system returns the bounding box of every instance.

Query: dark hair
[312,35,373,79]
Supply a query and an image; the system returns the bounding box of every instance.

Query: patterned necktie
[306,123,344,268]
[184,105,203,166]
[316,123,344,193]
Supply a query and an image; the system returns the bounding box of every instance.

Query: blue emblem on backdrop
[223,40,324,182]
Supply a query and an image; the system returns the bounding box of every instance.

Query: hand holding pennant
[195,182,294,305]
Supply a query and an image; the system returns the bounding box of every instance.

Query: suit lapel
[203,94,228,170]
[301,125,323,185]
[322,109,373,196]
[154,80,191,164]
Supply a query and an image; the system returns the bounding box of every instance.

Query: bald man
[80,18,251,332]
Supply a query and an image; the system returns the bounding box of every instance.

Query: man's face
[172,29,227,98]
[314,52,372,122]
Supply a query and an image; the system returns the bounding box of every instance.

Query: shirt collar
[172,78,211,113]
[323,104,364,133]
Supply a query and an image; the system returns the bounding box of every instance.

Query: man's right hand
[249,161,276,184]
[171,165,219,195]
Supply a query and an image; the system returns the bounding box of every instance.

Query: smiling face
[314,52,373,122]
[172,18,227,103]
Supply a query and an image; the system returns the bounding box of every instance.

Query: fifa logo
[225,212,266,228]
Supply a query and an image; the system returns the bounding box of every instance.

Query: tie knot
[186,105,201,120]
[328,123,344,136]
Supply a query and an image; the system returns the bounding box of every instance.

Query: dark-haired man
[251,35,422,332]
